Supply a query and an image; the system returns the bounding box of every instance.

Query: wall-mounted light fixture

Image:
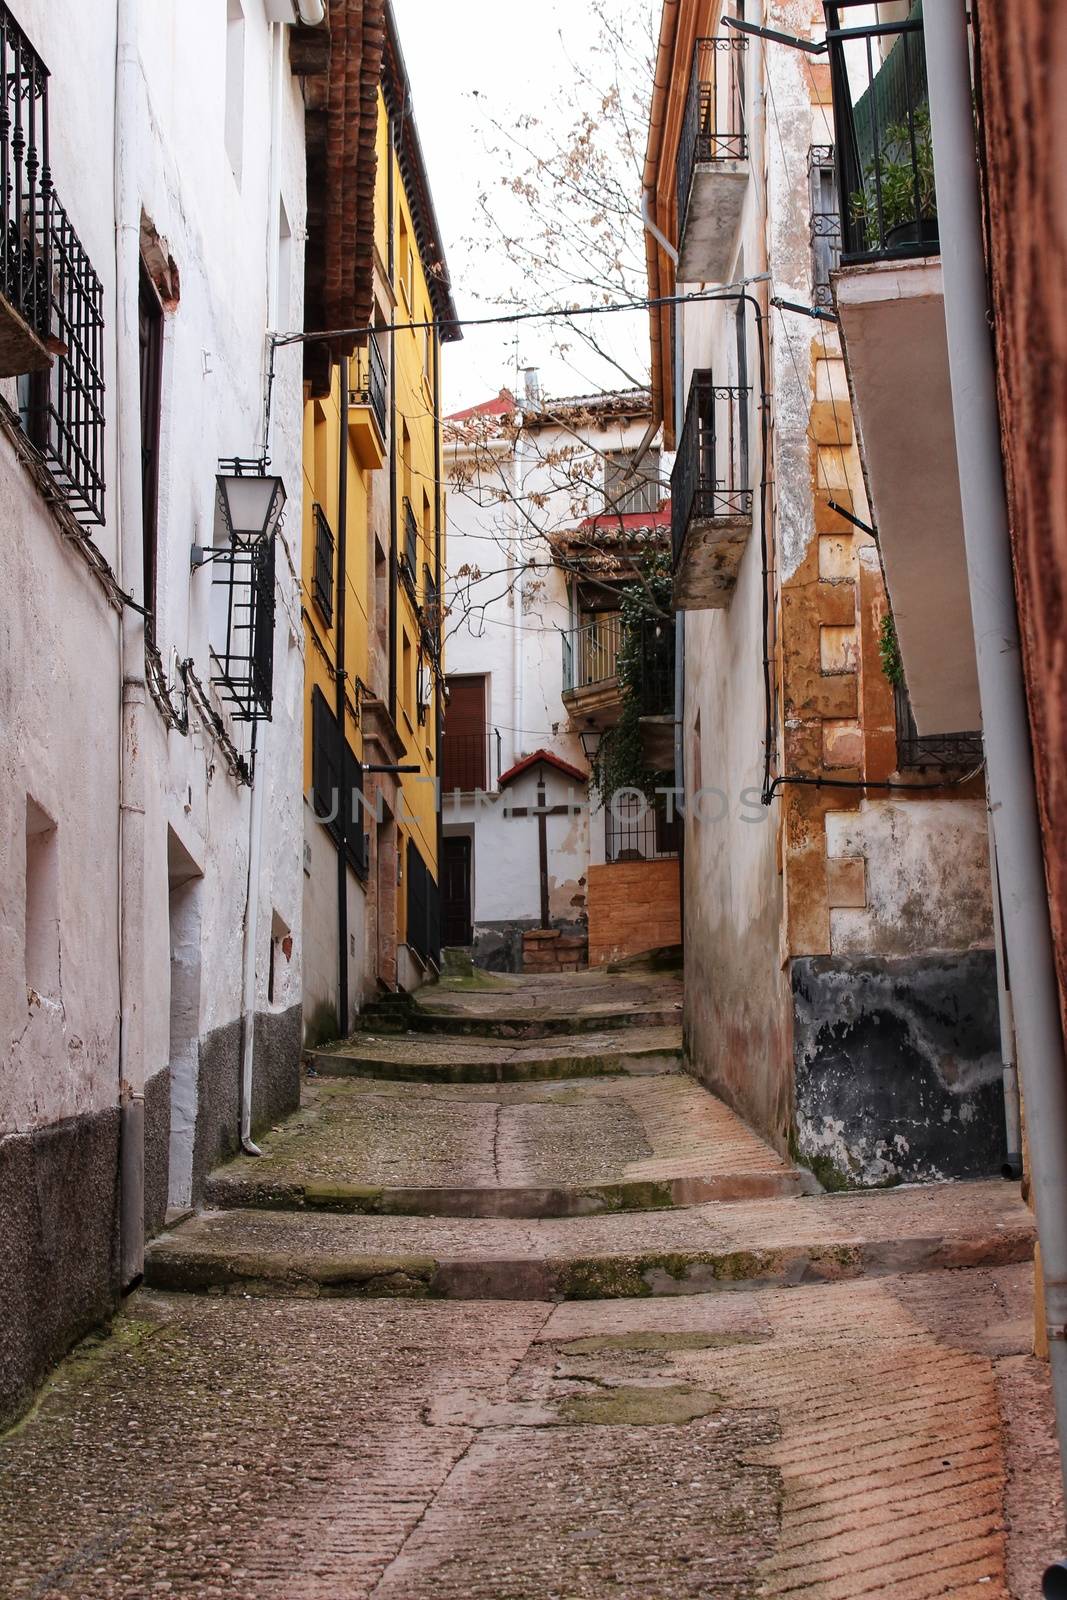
[192,457,286,566]
[578,724,602,762]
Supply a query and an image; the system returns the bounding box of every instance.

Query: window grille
[209,532,276,722]
[312,501,335,624]
[311,686,368,876]
[604,450,662,518]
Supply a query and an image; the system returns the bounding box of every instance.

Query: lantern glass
[217,471,286,545]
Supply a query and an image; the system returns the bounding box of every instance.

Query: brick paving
[1,972,1061,1595]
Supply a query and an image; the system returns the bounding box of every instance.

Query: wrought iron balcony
[562,613,622,695]
[348,335,387,467]
[824,1,937,263]
[0,3,52,376]
[311,501,334,624]
[676,35,748,282]
[671,372,752,610]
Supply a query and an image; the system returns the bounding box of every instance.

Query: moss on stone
[558,1330,767,1356]
[557,1382,722,1426]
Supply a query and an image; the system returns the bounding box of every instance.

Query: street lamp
[192,458,287,567]
[215,457,286,545]
[578,724,602,762]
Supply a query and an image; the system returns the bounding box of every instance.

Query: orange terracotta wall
[587,860,681,967]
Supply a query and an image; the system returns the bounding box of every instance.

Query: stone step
[145,1182,1034,1301]
[306,1026,683,1084]
[203,1172,809,1220]
[353,1005,683,1041]
[204,1070,798,1218]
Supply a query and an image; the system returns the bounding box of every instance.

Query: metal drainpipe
[238,719,265,1155]
[987,799,1022,1179]
[336,360,351,1031]
[432,325,444,960]
[387,114,398,725]
[641,190,685,926]
[115,0,146,1286]
[925,0,1067,1517]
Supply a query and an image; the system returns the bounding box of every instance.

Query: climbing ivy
[590,553,675,804]
[878,611,904,687]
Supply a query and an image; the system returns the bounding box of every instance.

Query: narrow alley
[1,966,1059,1597]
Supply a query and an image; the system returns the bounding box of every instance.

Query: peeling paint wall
[672,0,999,1176]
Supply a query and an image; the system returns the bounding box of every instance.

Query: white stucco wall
[1,2,307,1162]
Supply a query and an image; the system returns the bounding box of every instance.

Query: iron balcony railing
[634,615,674,717]
[671,372,752,569]
[606,793,681,864]
[351,334,387,437]
[824,0,937,262]
[440,728,501,794]
[809,144,842,309]
[562,613,673,714]
[0,4,51,345]
[893,680,982,772]
[311,501,334,624]
[677,35,747,238]
[402,496,419,577]
[562,613,623,693]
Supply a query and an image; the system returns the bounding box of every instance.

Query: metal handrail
[670,373,752,568]
[0,4,51,341]
[561,614,623,693]
[677,35,748,236]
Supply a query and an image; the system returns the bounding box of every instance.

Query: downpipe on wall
[987,799,1022,1179]
[238,721,266,1157]
[924,0,1067,1544]
[116,0,147,1288]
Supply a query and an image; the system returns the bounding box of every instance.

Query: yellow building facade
[300,9,458,1042]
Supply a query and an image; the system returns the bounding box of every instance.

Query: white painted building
[442,381,676,968]
[0,0,314,1427]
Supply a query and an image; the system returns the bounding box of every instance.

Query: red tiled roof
[447,389,516,422]
[497,748,589,788]
[577,504,671,532]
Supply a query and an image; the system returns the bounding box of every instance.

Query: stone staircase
[146,967,1035,1301]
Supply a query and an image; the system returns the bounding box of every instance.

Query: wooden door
[441,835,473,948]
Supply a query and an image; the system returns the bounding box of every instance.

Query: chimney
[523,366,542,412]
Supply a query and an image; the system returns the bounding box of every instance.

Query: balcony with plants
[824,1,980,737]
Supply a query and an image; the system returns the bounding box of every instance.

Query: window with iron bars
[208,532,276,723]
[312,502,335,625]
[809,145,842,310]
[311,686,368,877]
[2,2,106,526]
[604,449,662,517]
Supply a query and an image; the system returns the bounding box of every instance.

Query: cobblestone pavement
[0,1268,1058,1598]
[1,971,1060,1596]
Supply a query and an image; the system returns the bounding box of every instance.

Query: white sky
[392,0,645,414]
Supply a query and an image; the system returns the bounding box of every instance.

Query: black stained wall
[792,950,1005,1188]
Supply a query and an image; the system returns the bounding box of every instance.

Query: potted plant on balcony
[850,104,938,253]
